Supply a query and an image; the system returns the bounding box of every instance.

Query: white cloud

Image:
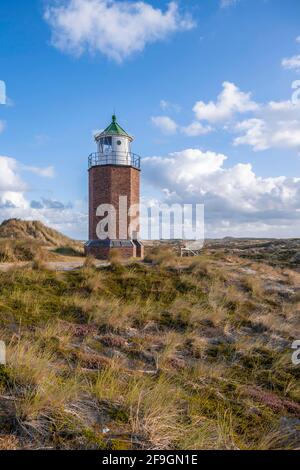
[160,99,181,113]
[151,115,178,135]
[154,82,300,151]
[144,149,227,181]
[282,55,300,72]
[234,119,268,151]
[0,157,28,193]
[44,0,195,63]
[152,115,212,137]
[193,81,258,123]
[0,157,54,210]
[282,35,300,72]
[0,156,54,209]
[23,165,55,178]
[143,148,300,237]
[234,100,300,151]
[152,82,257,138]
[181,121,212,137]
[0,156,28,209]
[0,155,86,239]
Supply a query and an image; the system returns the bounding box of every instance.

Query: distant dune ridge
[0,219,83,263]
[0,219,78,247]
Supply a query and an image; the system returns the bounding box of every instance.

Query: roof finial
[112,111,116,123]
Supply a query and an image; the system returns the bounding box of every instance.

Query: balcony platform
[88,152,141,170]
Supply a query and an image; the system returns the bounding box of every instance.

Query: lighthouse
[85,115,144,260]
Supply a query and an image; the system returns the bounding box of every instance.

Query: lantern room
[93,115,135,167]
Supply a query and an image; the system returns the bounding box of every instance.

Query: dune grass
[0,247,299,449]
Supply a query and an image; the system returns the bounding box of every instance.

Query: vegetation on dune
[0,239,45,263]
[0,246,300,450]
[0,219,84,262]
[204,238,300,269]
[0,219,79,247]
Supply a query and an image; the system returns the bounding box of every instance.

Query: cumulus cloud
[157,79,300,151]
[282,55,300,72]
[151,115,178,135]
[153,82,300,151]
[181,121,212,137]
[144,149,226,181]
[160,99,181,113]
[143,148,300,237]
[152,115,212,137]
[0,157,28,193]
[152,82,257,138]
[234,119,268,151]
[193,81,258,123]
[23,165,55,178]
[44,0,195,63]
[234,99,300,151]
[0,157,29,209]
[234,117,300,151]
[282,35,300,72]
[0,156,55,218]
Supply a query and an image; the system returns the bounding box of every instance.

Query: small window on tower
[117,140,122,146]
[103,137,112,146]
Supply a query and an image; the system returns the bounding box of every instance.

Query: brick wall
[88,165,140,241]
[85,245,136,260]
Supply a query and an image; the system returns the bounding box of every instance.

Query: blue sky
[1,0,300,239]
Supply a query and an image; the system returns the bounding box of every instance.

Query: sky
[0,0,300,239]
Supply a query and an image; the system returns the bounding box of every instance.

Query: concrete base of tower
[84,239,144,260]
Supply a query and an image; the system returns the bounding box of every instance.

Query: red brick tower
[85,115,144,260]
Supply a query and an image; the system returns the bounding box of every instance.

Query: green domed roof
[96,115,132,140]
